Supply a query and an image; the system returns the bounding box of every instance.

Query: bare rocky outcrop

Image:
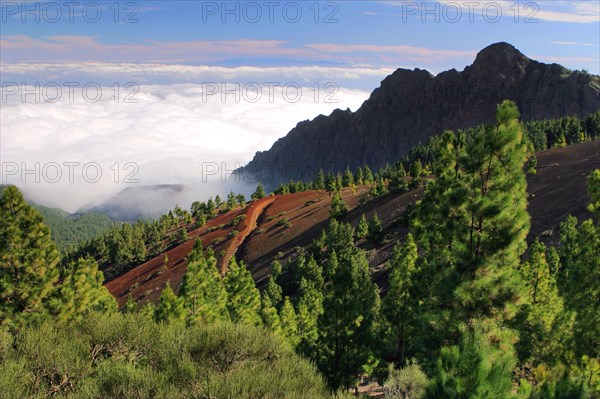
[238,42,600,188]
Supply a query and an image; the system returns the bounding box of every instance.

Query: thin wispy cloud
[551,41,595,47]
[1,35,480,70]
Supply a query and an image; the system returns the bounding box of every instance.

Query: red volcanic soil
[220,196,278,273]
[105,206,245,307]
[105,141,600,307]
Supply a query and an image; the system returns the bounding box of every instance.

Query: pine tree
[206,197,216,216]
[415,100,530,324]
[411,101,530,371]
[355,214,369,240]
[336,173,343,191]
[389,163,408,193]
[587,169,600,220]
[154,283,185,323]
[409,159,422,188]
[355,167,364,185]
[236,193,246,207]
[382,234,418,365]
[517,239,568,365]
[260,293,281,333]
[123,294,138,314]
[364,165,374,183]
[179,246,228,324]
[554,133,567,148]
[0,186,60,326]
[314,168,325,190]
[223,258,262,326]
[178,227,188,244]
[215,195,223,208]
[329,191,348,220]
[195,212,207,228]
[279,297,299,346]
[51,257,117,322]
[427,323,518,399]
[264,260,283,308]
[527,153,538,175]
[296,257,325,355]
[227,190,237,209]
[557,214,599,362]
[343,166,355,187]
[251,183,266,200]
[368,212,383,241]
[325,173,337,192]
[317,245,380,391]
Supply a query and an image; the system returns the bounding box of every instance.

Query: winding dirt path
[220,196,278,274]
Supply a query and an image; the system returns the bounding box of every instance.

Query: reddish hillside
[105,141,600,307]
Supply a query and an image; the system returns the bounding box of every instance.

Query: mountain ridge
[239,42,600,188]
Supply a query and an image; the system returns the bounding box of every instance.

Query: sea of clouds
[1,63,391,213]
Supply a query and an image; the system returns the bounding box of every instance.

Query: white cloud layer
[1,63,377,212]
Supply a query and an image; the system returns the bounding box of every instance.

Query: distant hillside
[86,184,190,221]
[34,205,116,251]
[239,42,600,188]
[106,141,600,307]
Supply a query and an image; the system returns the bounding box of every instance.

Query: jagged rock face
[239,42,600,187]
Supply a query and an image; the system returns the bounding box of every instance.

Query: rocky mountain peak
[470,42,531,76]
[238,42,599,189]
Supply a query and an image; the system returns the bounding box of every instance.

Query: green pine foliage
[427,323,518,399]
[317,241,381,391]
[342,166,355,187]
[329,190,348,220]
[557,212,600,365]
[409,159,423,188]
[279,297,299,346]
[223,258,262,326]
[516,239,569,366]
[251,183,266,200]
[154,283,185,323]
[1,186,60,326]
[368,212,383,241]
[179,245,229,324]
[382,234,418,365]
[34,205,115,252]
[51,257,117,323]
[260,294,281,334]
[355,214,369,239]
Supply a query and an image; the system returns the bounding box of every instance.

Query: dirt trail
[220,196,278,274]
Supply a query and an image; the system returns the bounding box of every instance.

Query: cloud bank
[1,63,378,212]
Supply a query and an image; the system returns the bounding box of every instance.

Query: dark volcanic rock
[238,42,600,188]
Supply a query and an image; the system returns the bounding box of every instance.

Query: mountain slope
[239,42,600,188]
[106,141,600,307]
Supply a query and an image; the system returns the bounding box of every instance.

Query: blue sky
[2,1,599,75]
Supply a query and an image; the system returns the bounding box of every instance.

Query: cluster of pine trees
[64,186,260,280]
[0,186,339,398]
[127,102,598,397]
[270,111,600,203]
[1,102,598,397]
